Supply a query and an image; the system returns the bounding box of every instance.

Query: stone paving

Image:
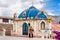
[0,36,56,40]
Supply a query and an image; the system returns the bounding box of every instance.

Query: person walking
[28,23,34,38]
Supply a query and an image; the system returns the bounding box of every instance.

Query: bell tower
[13,12,17,20]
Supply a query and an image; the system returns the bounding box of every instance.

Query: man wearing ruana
[28,23,34,38]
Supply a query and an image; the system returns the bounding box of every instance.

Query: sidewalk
[0,36,56,40]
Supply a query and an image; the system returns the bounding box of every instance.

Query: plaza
[0,36,55,40]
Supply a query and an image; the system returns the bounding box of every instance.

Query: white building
[0,16,13,36]
[12,6,52,38]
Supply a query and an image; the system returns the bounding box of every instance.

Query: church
[11,6,52,38]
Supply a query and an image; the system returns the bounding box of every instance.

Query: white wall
[12,19,52,37]
[9,20,13,24]
[0,18,13,24]
[0,19,2,23]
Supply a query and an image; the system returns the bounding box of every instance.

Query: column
[3,28,6,36]
[41,30,45,38]
[49,23,52,38]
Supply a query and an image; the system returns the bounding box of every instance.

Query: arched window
[41,22,45,30]
[22,23,28,35]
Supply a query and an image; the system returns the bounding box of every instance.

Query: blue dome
[38,12,47,19]
[18,6,47,19]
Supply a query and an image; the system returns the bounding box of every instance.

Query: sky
[0,0,60,17]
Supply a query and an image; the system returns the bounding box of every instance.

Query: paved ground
[0,36,56,40]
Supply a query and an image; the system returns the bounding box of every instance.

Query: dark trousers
[29,33,33,38]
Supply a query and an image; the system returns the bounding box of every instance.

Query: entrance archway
[41,21,45,30]
[22,23,28,35]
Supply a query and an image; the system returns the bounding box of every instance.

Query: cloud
[0,0,17,17]
[58,3,60,6]
[0,0,17,7]
[0,0,49,17]
[0,9,2,16]
[45,10,55,16]
[34,3,46,9]
[48,12,55,16]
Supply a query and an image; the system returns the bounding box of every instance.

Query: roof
[18,6,47,19]
[38,11,47,19]
[0,16,13,20]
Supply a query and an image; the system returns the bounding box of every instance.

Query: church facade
[12,6,52,38]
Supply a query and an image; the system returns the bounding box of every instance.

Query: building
[0,16,13,36]
[0,5,60,38]
[11,6,52,38]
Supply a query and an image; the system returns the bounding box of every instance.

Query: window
[3,18,9,22]
[41,22,45,30]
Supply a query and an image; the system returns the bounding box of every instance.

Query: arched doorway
[41,22,45,30]
[22,23,28,35]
